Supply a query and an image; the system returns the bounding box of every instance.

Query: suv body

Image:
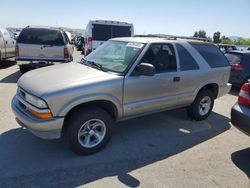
[16,26,74,73]
[12,37,231,155]
[225,51,250,87]
[84,20,134,56]
[0,28,16,61]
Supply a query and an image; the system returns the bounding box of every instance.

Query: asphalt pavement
[0,50,249,188]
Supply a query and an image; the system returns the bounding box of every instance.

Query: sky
[1,0,250,38]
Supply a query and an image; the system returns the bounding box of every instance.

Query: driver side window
[141,44,177,73]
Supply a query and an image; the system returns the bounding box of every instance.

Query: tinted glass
[190,43,229,68]
[92,24,112,41]
[92,24,132,41]
[141,44,177,73]
[113,26,131,37]
[176,44,199,70]
[18,28,65,45]
[225,53,243,64]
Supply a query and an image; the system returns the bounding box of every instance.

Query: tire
[66,106,114,155]
[187,90,214,121]
[19,65,30,74]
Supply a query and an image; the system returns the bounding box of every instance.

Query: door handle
[173,77,180,82]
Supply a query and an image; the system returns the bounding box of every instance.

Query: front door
[123,43,181,117]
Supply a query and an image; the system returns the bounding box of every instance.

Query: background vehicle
[84,20,134,56]
[16,26,74,74]
[12,37,231,155]
[225,51,250,87]
[247,46,250,51]
[231,82,250,136]
[76,36,85,51]
[218,44,237,53]
[0,28,16,61]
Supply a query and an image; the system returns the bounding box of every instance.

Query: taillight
[238,83,250,108]
[87,37,92,50]
[64,48,69,59]
[15,45,19,57]
[230,63,244,71]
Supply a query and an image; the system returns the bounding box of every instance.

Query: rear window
[176,44,199,71]
[92,24,131,41]
[113,26,131,38]
[225,53,243,64]
[18,28,65,45]
[190,43,229,68]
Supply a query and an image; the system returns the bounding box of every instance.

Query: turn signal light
[27,108,53,119]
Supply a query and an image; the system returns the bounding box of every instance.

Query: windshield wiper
[81,59,107,72]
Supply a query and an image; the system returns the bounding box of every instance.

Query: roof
[111,37,211,44]
[25,25,63,31]
[89,20,132,25]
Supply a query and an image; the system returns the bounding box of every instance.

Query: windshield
[83,40,144,73]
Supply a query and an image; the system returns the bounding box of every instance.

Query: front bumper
[231,103,250,136]
[11,96,64,139]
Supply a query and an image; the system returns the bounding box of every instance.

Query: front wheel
[187,90,214,121]
[66,107,114,155]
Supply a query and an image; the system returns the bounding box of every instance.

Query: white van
[84,20,134,56]
[0,28,16,61]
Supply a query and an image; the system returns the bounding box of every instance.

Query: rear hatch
[17,28,66,62]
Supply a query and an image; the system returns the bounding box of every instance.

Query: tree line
[193,30,250,45]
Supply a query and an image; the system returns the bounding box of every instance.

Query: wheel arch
[196,83,219,99]
[61,100,119,137]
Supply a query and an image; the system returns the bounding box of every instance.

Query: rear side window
[225,53,243,64]
[190,43,229,68]
[176,44,199,71]
[18,28,65,46]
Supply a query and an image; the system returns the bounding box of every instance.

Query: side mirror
[133,63,155,76]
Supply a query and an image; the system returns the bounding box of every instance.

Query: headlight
[25,93,48,108]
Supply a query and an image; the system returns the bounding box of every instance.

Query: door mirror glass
[132,63,156,76]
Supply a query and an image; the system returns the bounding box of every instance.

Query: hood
[18,63,116,96]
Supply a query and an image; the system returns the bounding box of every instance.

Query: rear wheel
[187,90,214,121]
[66,107,114,155]
[19,65,30,74]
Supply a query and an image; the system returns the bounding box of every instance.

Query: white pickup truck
[0,28,16,61]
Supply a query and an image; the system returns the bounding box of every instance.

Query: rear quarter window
[176,44,199,71]
[18,28,65,46]
[190,43,229,68]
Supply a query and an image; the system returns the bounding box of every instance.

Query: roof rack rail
[134,34,209,42]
